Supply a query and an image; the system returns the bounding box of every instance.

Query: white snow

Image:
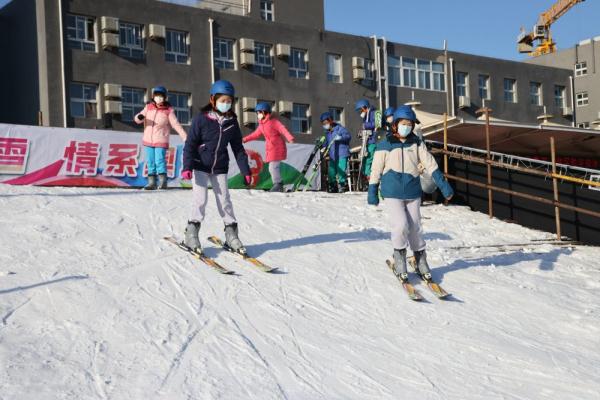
[1,184,599,400]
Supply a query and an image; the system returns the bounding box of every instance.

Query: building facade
[526,36,600,129]
[0,0,576,146]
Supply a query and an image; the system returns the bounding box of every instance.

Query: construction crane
[517,0,585,57]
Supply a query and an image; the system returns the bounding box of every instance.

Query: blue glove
[333,134,342,141]
[367,184,379,206]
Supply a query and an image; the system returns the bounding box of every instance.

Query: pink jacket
[135,102,187,148]
[242,115,294,162]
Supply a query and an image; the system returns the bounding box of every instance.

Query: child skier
[320,112,351,193]
[382,107,396,134]
[355,99,378,184]
[135,86,188,190]
[180,80,251,254]
[242,102,295,192]
[367,106,453,282]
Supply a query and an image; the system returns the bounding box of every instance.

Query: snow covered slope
[1,184,599,400]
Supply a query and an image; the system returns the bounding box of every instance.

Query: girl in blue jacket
[367,106,453,283]
[181,80,251,254]
[320,112,352,193]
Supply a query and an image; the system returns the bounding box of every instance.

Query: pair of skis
[163,236,277,275]
[385,259,450,301]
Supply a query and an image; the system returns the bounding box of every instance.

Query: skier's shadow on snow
[246,230,452,257]
[432,248,573,284]
[0,275,88,295]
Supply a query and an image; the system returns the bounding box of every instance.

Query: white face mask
[360,111,366,119]
[216,101,232,113]
[386,116,394,124]
[154,96,164,104]
[397,124,412,137]
[257,112,264,120]
[322,123,331,130]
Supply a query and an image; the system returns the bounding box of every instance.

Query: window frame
[456,72,469,97]
[118,21,144,59]
[253,42,273,76]
[213,37,235,70]
[260,0,274,21]
[363,58,375,87]
[478,74,491,100]
[170,92,192,125]
[388,55,401,86]
[289,48,308,79]
[165,29,189,64]
[503,78,517,103]
[291,103,311,134]
[66,14,96,52]
[328,107,344,126]
[121,87,146,123]
[326,53,343,83]
[529,82,542,106]
[575,61,588,77]
[576,92,589,107]
[69,82,98,119]
[554,85,566,108]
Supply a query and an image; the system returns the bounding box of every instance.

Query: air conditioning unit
[242,97,257,111]
[458,96,471,109]
[103,83,122,99]
[352,68,365,82]
[149,24,165,40]
[239,38,254,53]
[243,111,257,126]
[352,57,364,69]
[104,100,122,114]
[101,32,119,49]
[561,106,573,116]
[101,16,119,32]
[240,52,255,67]
[276,43,290,58]
[278,100,293,114]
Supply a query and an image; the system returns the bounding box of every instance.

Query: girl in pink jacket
[242,102,294,192]
[135,86,188,190]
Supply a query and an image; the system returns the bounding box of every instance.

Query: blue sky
[1,0,597,61]
[324,0,599,60]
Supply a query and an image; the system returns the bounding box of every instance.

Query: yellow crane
[518,0,585,57]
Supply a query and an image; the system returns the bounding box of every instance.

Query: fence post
[38,111,43,126]
[550,136,562,240]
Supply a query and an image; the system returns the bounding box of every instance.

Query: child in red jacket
[243,102,295,192]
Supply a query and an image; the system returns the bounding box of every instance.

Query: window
[67,14,95,51]
[253,42,273,75]
[576,92,589,107]
[214,37,235,69]
[504,78,517,103]
[479,74,490,100]
[70,83,97,119]
[260,0,274,21]
[170,93,191,125]
[328,107,344,125]
[388,55,401,86]
[417,59,431,90]
[327,53,342,83]
[165,29,189,64]
[554,85,566,108]
[289,48,308,79]
[577,122,590,129]
[402,57,417,88]
[118,22,144,59]
[575,61,587,77]
[456,72,468,97]
[292,103,310,134]
[121,87,145,122]
[530,82,542,106]
[363,59,375,87]
[432,62,445,91]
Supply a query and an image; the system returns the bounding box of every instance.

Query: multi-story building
[526,36,600,129]
[0,0,576,145]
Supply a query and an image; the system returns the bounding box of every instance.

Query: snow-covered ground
[1,184,599,400]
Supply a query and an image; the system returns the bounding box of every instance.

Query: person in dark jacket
[320,112,352,193]
[181,80,251,254]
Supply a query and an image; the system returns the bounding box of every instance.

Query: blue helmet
[354,99,370,111]
[320,111,333,122]
[393,105,418,123]
[152,86,167,96]
[255,102,272,113]
[210,80,235,97]
[383,107,395,118]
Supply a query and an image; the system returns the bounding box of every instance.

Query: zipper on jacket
[151,108,157,143]
[211,121,224,174]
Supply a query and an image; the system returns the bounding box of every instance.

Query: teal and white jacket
[368,133,453,200]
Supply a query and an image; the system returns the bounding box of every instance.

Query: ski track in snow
[0,184,599,399]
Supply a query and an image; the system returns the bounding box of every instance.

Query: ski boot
[224,223,246,255]
[269,181,284,192]
[392,248,409,283]
[144,174,157,190]
[158,173,168,190]
[184,221,202,253]
[413,249,432,282]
